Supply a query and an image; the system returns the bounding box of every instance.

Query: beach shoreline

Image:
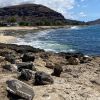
[0,26,68,31]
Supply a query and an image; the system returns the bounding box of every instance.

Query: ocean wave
[24,29,55,40]
[14,38,76,53]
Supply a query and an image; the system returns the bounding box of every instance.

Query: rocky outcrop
[0,43,44,53]
[0,43,96,100]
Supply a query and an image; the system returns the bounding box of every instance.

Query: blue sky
[73,0,100,21]
[0,0,99,21]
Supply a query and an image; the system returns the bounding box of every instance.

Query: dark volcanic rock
[18,69,35,81]
[17,62,36,72]
[34,71,54,85]
[6,79,35,100]
[22,53,35,62]
[52,65,63,77]
[3,64,17,72]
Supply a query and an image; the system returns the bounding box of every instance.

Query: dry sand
[0,35,16,43]
[0,26,38,31]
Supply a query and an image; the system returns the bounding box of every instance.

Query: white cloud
[81,0,85,2]
[0,0,75,19]
[79,12,87,17]
[0,0,89,20]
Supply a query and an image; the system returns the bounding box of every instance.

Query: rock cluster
[0,43,94,100]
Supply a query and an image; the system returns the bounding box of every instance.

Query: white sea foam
[13,29,76,53]
[70,26,80,30]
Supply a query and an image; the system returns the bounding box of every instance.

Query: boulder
[22,53,35,62]
[52,65,63,77]
[68,57,80,65]
[6,79,35,100]
[17,62,36,72]
[34,71,54,85]
[3,64,17,72]
[18,69,35,81]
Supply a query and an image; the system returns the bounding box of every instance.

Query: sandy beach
[0,35,16,43]
[0,26,38,31]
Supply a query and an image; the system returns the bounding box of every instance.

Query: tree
[7,17,17,23]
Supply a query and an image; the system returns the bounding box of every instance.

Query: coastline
[0,43,100,100]
[0,26,68,31]
[0,26,100,100]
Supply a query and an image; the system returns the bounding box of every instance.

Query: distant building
[0,21,18,27]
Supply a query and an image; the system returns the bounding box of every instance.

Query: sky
[0,0,99,21]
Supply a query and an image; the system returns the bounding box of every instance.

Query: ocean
[2,25,100,56]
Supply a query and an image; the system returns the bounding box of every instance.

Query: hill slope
[87,19,100,25]
[0,4,86,26]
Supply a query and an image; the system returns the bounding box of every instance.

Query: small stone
[52,65,63,77]
[68,57,80,65]
[80,55,92,63]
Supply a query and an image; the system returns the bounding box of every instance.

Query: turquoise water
[13,25,100,55]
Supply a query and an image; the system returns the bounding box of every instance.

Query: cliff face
[87,19,100,25]
[0,4,66,26]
